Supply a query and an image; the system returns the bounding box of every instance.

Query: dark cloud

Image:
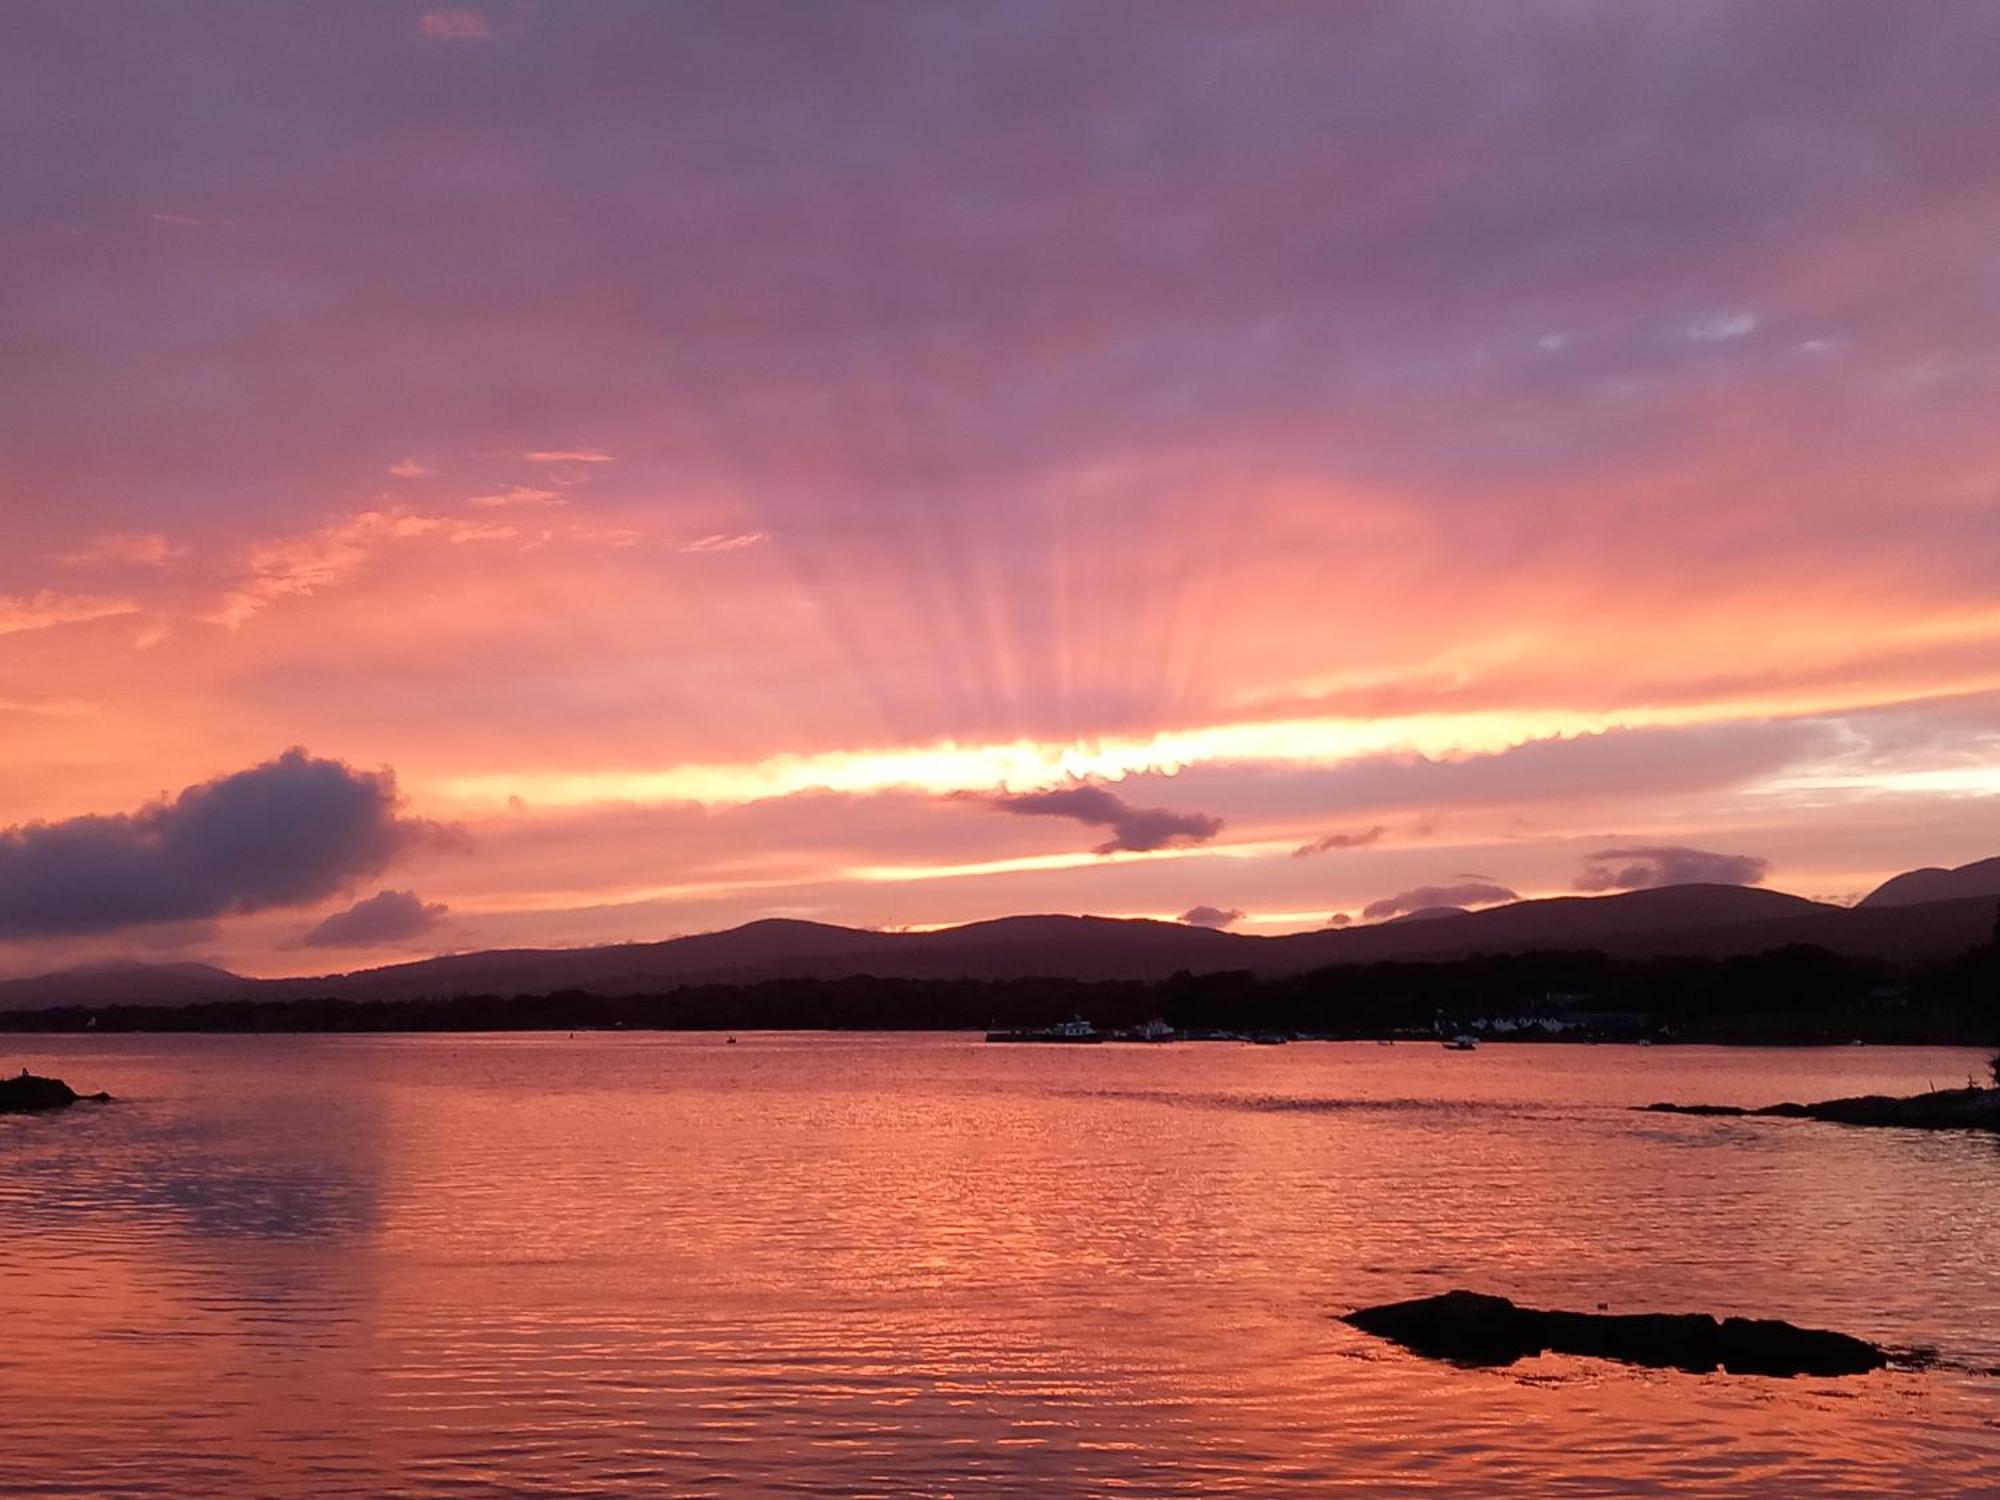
[1325,912,1352,928]
[0,749,446,939]
[1574,846,1769,892]
[1178,904,1244,929]
[297,889,449,948]
[983,784,1125,823]
[1362,882,1518,921]
[972,784,1223,855]
[1292,825,1386,858]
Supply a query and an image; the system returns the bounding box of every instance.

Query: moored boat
[985,1016,1104,1043]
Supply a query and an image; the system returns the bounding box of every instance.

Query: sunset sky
[4,1,1998,978]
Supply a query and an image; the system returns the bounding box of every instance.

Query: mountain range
[3,858,1997,1012]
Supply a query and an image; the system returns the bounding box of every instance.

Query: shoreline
[5,1026,1993,1051]
[1643,1083,2000,1133]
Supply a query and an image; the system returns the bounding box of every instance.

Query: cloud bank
[1177,904,1244,929]
[1574,846,1770,891]
[297,889,449,948]
[1361,882,1519,921]
[0,749,443,939]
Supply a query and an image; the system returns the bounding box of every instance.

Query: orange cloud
[0,591,138,636]
[467,486,562,509]
[678,531,767,554]
[208,509,519,627]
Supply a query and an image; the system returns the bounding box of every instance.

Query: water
[2,1035,1996,1496]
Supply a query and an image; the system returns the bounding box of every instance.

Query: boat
[984,1016,1104,1044]
[1443,1035,1479,1051]
[1249,1031,1291,1046]
[1131,1016,1175,1042]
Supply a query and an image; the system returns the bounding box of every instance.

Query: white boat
[1443,1035,1478,1051]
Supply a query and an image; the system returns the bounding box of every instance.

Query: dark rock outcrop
[1344,1290,1887,1376]
[0,1073,110,1113]
[1643,1086,2000,1133]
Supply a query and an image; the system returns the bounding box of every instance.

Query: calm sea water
[1,1035,1996,1497]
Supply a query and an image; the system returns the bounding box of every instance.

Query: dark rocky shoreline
[1643,1084,2000,1132]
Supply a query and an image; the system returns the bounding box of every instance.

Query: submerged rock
[1344,1290,1887,1377]
[1644,1085,2000,1133]
[0,1072,110,1113]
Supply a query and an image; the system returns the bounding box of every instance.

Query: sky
[3,1,1998,978]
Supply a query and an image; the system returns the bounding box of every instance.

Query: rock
[1713,1316,1887,1378]
[1785,1086,2000,1130]
[0,1072,109,1113]
[1347,1290,1546,1364]
[1643,1086,2000,1133]
[1343,1290,1887,1376]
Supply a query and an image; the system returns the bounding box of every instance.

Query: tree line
[2,936,1994,1042]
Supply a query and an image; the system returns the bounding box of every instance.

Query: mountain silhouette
[2,870,1994,1011]
[1857,855,2000,909]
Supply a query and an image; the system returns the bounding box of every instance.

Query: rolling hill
[1858,855,2000,909]
[2,867,1995,1012]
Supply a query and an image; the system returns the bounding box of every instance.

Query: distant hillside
[1285,883,1991,966]
[4,871,1997,1013]
[1278,884,1836,966]
[0,961,253,1011]
[1859,856,2000,909]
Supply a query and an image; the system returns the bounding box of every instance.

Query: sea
[2,1034,1996,1496]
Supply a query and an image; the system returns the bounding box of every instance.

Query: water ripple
[1,1035,1996,1495]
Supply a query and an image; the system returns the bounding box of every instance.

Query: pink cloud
[419,9,491,42]
[60,532,183,567]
